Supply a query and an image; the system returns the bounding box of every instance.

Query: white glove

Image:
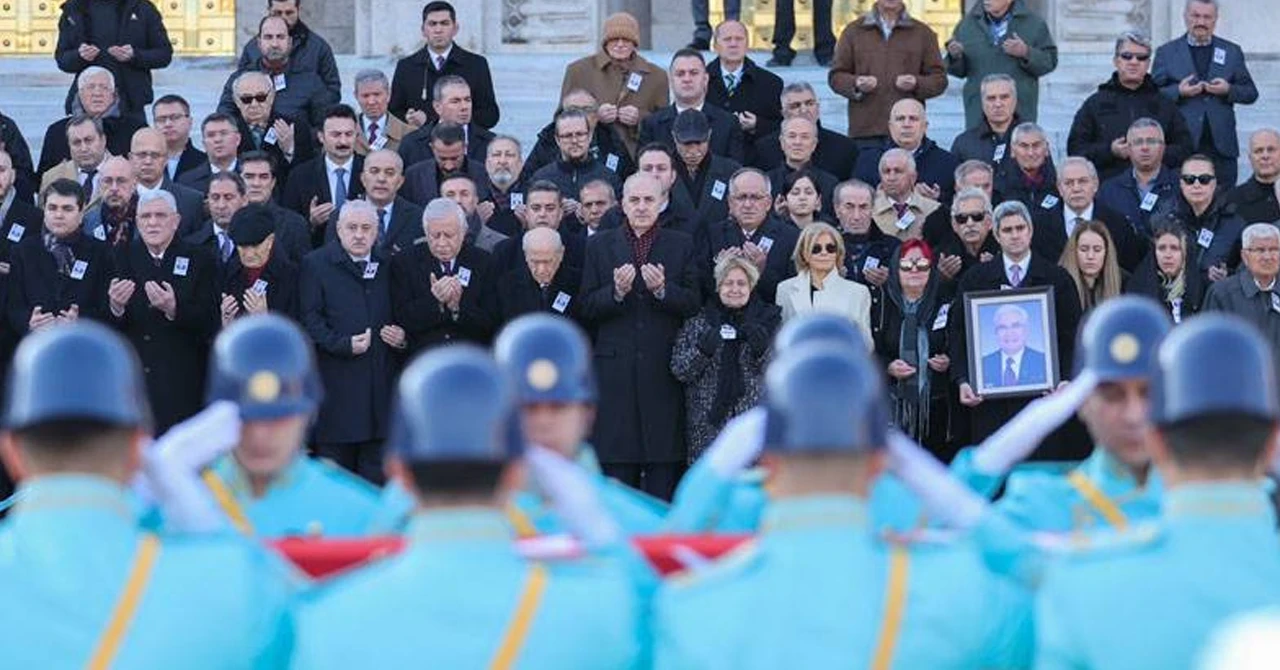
[971,371,1100,475]
[525,444,621,548]
[704,406,767,477]
[888,430,989,530]
[138,401,242,533]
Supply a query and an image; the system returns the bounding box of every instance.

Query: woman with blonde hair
[774,222,872,346]
[1059,220,1124,313]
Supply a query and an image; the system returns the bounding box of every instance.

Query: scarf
[706,301,748,426]
[886,257,943,441]
[103,197,137,247]
[43,231,78,276]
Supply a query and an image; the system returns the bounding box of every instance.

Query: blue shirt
[999,447,1163,533]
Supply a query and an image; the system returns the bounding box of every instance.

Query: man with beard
[81,156,137,248]
[531,110,621,202]
[218,16,333,127]
[235,0,341,107]
[401,123,489,206]
[477,135,524,237]
[524,89,635,180]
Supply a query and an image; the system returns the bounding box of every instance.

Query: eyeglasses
[809,243,839,255]
[239,93,270,104]
[953,212,986,225]
[1180,174,1216,185]
[154,113,188,125]
[900,258,932,272]
[1245,247,1280,256]
[732,193,769,203]
[1118,52,1151,62]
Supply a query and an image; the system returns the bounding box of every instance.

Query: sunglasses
[953,212,986,225]
[239,93,270,104]
[900,259,932,272]
[809,243,839,255]
[1117,52,1151,62]
[1180,173,1216,185]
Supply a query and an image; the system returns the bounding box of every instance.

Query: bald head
[130,128,168,187]
[622,174,662,233]
[523,226,564,285]
[888,98,927,150]
[99,156,137,210]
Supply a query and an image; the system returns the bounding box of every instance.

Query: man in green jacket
[945,0,1057,128]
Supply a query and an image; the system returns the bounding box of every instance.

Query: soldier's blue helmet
[773,313,863,352]
[387,345,522,463]
[763,341,889,453]
[206,315,323,421]
[5,322,150,430]
[1151,314,1280,426]
[1075,296,1171,382]
[493,314,596,404]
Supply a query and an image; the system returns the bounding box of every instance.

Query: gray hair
[1010,122,1046,146]
[352,69,390,94]
[1185,0,1218,12]
[1114,30,1152,55]
[338,199,378,225]
[1249,128,1280,147]
[65,114,105,139]
[993,200,1033,232]
[954,159,993,185]
[487,134,523,156]
[1242,223,1280,249]
[522,226,563,254]
[993,303,1030,326]
[833,179,874,206]
[780,81,816,103]
[364,148,404,172]
[136,188,177,213]
[879,148,916,174]
[951,187,993,217]
[780,116,817,135]
[233,71,272,95]
[432,75,470,102]
[979,73,1017,97]
[1058,156,1099,182]
[422,197,467,234]
[78,66,115,90]
[1127,117,1165,139]
[714,254,760,290]
[728,167,770,197]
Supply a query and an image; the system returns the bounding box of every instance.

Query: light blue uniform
[203,453,380,537]
[1035,483,1280,670]
[667,448,1002,533]
[290,508,648,669]
[0,476,296,669]
[366,445,668,536]
[999,447,1163,532]
[654,495,1033,669]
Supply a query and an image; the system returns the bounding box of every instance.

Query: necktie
[82,169,97,200]
[1003,357,1017,386]
[893,202,909,219]
[724,72,739,95]
[378,208,388,234]
[250,126,265,148]
[435,55,445,71]
[356,259,368,275]
[333,167,347,203]
[218,231,233,263]
[441,260,453,276]
[1069,215,1084,237]
[152,255,163,269]
[1009,264,1023,287]
[368,121,379,146]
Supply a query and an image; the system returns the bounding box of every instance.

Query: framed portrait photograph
[964,286,1060,399]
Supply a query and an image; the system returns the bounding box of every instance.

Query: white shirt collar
[136,182,164,197]
[1256,276,1277,292]
[429,45,453,64]
[349,253,371,264]
[324,155,354,174]
[211,158,237,174]
[675,101,705,114]
[1063,203,1093,234]
[369,198,394,219]
[721,62,744,78]
[1003,253,1029,280]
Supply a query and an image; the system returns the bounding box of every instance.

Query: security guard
[0,323,294,668]
[667,313,1004,533]
[1036,314,1280,669]
[290,345,647,669]
[998,296,1171,532]
[201,314,380,537]
[654,342,1032,669]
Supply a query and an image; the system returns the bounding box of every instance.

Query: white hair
[338,199,378,225]
[233,71,272,95]
[1242,223,1280,249]
[136,188,177,213]
[522,226,563,253]
[78,66,115,90]
[1059,156,1100,182]
[993,303,1030,326]
[879,148,916,174]
[422,197,467,234]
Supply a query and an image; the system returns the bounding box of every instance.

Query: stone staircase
[4,50,1279,172]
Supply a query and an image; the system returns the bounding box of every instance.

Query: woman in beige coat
[775,222,873,348]
[560,12,669,156]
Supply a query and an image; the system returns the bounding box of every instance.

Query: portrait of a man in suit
[980,302,1048,390]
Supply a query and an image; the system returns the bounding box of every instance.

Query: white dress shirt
[1063,203,1094,238]
[1003,253,1030,285]
[325,155,355,201]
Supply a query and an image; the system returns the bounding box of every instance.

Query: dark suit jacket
[232,111,315,187]
[108,239,218,433]
[38,113,147,175]
[639,103,746,165]
[280,154,366,248]
[401,158,490,206]
[671,155,741,235]
[390,243,497,354]
[389,44,500,129]
[855,137,960,204]
[175,161,224,194]
[0,197,41,359]
[578,225,700,463]
[300,242,403,443]
[161,179,207,238]
[8,232,113,334]
[751,123,858,179]
[490,227,586,277]
[324,197,424,256]
[496,263,583,324]
[54,0,172,115]
[220,253,300,321]
[1152,35,1258,158]
[170,142,207,182]
[700,216,799,304]
[397,122,494,169]
[1031,200,1145,272]
[706,57,784,146]
[1225,177,1280,225]
[980,347,1048,390]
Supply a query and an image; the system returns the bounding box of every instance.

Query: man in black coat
[578,174,701,500]
[751,82,857,178]
[765,117,841,215]
[106,189,218,434]
[1067,32,1194,180]
[185,172,248,284]
[301,200,406,482]
[389,1,500,130]
[324,149,424,256]
[217,16,335,128]
[281,104,366,249]
[235,0,341,108]
[54,0,172,116]
[234,152,312,265]
[397,76,495,168]
[39,68,147,175]
[701,168,798,303]
[705,21,784,150]
[0,149,42,375]
[667,120,740,237]
[1225,128,1280,224]
[152,95,207,182]
[1,112,38,203]
[531,110,622,201]
[854,99,959,205]
[218,203,300,325]
[390,197,497,354]
[227,71,316,185]
[523,90,635,181]
[935,187,1001,283]
[993,122,1059,211]
[834,179,901,285]
[496,226,583,324]
[176,113,242,194]
[948,200,1084,460]
[949,75,1022,166]
[1031,156,1144,272]
[489,180,586,275]
[130,128,205,239]
[401,123,489,206]
[479,135,525,238]
[639,49,746,165]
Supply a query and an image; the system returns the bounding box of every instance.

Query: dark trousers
[772,0,834,60]
[692,0,741,42]
[314,440,385,485]
[602,462,685,502]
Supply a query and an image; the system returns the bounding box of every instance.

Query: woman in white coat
[774,222,873,347]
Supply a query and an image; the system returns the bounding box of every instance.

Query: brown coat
[355,113,413,156]
[561,51,669,156]
[39,156,110,207]
[828,12,948,139]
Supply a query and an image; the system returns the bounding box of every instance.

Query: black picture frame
[963,286,1060,399]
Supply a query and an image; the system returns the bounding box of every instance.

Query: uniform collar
[760,494,870,534]
[406,507,514,546]
[1077,447,1161,498]
[211,452,306,499]
[1164,482,1276,524]
[10,474,139,523]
